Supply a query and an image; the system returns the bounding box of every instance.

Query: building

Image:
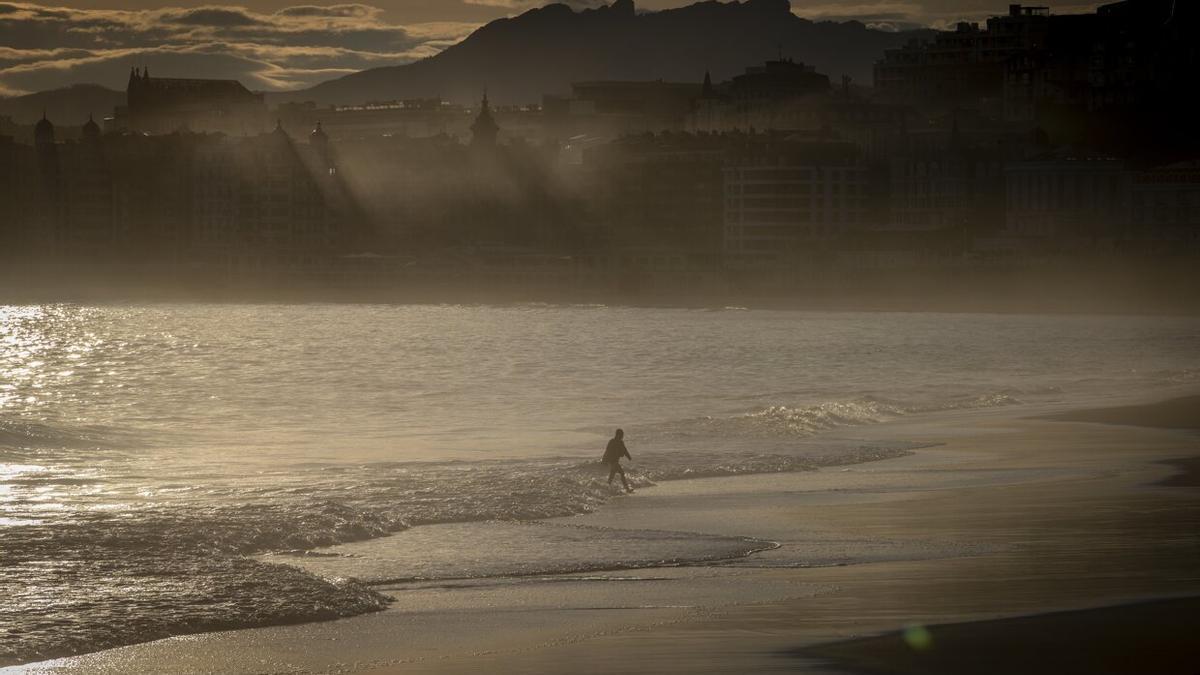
[115,68,268,136]
[581,131,731,266]
[470,92,500,148]
[1129,162,1200,250]
[1001,0,1199,159]
[0,113,355,275]
[723,138,870,268]
[1003,154,1130,250]
[874,5,1052,109]
[544,80,702,140]
[190,122,351,269]
[887,118,1013,234]
[690,60,832,133]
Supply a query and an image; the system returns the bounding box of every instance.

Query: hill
[0,84,125,125]
[280,0,931,106]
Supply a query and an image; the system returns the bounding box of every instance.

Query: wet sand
[802,596,1200,675]
[1038,394,1200,430]
[13,397,1200,674]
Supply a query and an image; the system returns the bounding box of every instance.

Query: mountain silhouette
[280,0,932,106]
[0,84,125,126]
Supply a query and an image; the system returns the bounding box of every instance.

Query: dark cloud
[0,2,480,96]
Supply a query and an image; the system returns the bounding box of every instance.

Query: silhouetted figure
[602,428,633,492]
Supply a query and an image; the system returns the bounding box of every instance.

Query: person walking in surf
[603,428,633,492]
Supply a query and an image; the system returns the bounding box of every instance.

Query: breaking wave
[0,404,916,666]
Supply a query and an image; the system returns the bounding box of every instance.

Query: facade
[116,68,268,136]
[581,131,729,265]
[276,99,469,141]
[1003,156,1130,248]
[190,122,349,267]
[874,5,1052,108]
[690,60,834,133]
[1130,162,1200,249]
[887,124,1009,235]
[544,80,701,140]
[0,115,354,274]
[723,140,870,267]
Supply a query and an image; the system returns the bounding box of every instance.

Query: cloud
[167,7,265,27]
[461,0,608,10]
[275,4,379,18]
[0,2,481,96]
[790,1,923,23]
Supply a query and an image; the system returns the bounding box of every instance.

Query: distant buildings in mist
[0,0,1197,297]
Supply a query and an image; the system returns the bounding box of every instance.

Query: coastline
[11,395,1200,674]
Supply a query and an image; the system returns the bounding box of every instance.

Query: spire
[35,111,55,146]
[701,70,714,98]
[83,113,101,140]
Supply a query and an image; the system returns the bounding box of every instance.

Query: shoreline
[11,394,1200,673]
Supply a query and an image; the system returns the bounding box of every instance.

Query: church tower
[470,91,499,148]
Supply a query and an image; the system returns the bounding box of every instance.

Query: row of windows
[734,168,864,181]
[729,211,862,224]
[735,182,864,195]
[730,198,867,209]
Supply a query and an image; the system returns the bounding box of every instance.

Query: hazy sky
[0,0,1101,97]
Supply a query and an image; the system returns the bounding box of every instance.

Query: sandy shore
[1038,394,1200,430]
[12,396,1200,674]
[802,596,1200,675]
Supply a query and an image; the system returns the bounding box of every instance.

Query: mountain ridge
[278,0,932,106]
[0,84,125,126]
[1,1,934,121]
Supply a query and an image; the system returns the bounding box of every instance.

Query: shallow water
[2,304,1198,664]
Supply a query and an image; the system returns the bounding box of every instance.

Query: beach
[12,393,1198,674]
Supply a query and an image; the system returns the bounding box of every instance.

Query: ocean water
[2,304,1198,664]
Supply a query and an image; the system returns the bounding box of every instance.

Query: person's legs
[616,464,630,491]
[608,463,617,484]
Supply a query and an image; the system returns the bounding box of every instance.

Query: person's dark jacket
[602,438,631,464]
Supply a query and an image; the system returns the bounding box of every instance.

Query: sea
[2,303,1198,665]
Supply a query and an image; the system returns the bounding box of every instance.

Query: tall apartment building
[1004,155,1130,249]
[874,5,1052,108]
[724,139,870,268]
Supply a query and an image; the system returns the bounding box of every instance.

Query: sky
[0,0,1101,97]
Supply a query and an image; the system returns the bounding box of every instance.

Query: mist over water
[2,303,1199,664]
